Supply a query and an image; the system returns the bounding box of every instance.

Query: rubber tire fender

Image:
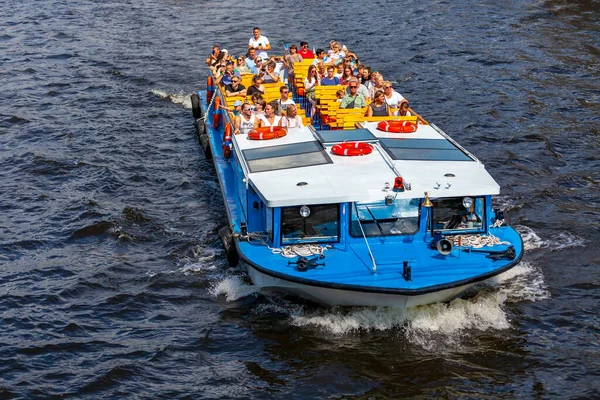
[191,93,202,119]
[199,134,212,160]
[218,226,239,267]
[196,118,206,137]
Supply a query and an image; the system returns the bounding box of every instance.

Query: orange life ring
[247,126,287,140]
[223,122,232,142]
[206,76,214,103]
[377,120,418,133]
[331,142,373,156]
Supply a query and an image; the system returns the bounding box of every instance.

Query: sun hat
[233,100,243,106]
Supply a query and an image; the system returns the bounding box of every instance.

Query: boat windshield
[350,199,420,237]
[281,204,339,244]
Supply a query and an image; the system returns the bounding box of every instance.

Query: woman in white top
[383,80,405,109]
[304,64,320,118]
[281,104,303,129]
[259,103,283,128]
[235,103,259,135]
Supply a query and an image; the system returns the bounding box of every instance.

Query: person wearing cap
[248,27,271,60]
[218,100,243,119]
[225,76,246,97]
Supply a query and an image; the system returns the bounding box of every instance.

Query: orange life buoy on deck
[213,97,221,127]
[206,76,214,103]
[247,126,287,140]
[331,142,373,156]
[223,122,232,142]
[377,120,418,133]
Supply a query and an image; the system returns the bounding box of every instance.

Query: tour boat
[190,61,523,309]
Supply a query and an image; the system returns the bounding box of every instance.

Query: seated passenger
[247,75,266,96]
[368,74,385,99]
[281,104,303,129]
[250,93,264,107]
[366,90,392,117]
[344,77,370,101]
[321,66,341,86]
[259,102,283,128]
[328,41,346,65]
[206,45,224,67]
[336,89,345,102]
[316,62,327,79]
[383,81,405,110]
[297,41,315,59]
[284,44,303,81]
[304,65,320,117]
[277,86,295,116]
[334,64,344,79]
[395,100,412,116]
[219,99,243,119]
[360,66,371,87]
[340,81,366,109]
[254,98,266,120]
[225,76,246,97]
[235,55,252,75]
[235,102,259,135]
[312,48,331,66]
[340,66,354,85]
[245,47,258,73]
[215,61,240,86]
[262,62,280,83]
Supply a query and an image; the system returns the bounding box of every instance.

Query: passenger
[360,66,371,87]
[368,74,385,99]
[247,75,266,96]
[316,62,327,79]
[366,90,392,117]
[262,61,280,83]
[312,48,331,66]
[259,102,283,128]
[254,98,267,120]
[235,55,252,75]
[321,66,341,86]
[329,42,345,65]
[336,89,345,102]
[215,61,240,86]
[235,102,259,135]
[395,100,412,116]
[219,99,243,119]
[334,64,344,79]
[253,57,265,76]
[297,41,315,59]
[383,81,406,110]
[277,86,295,116]
[340,80,366,109]
[340,66,354,86]
[356,64,365,80]
[250,93,264,106]
[304,65,320,118]
[224,76,247,97]
[345,77,370,101]
[248,27,271,60]
[284,45,303,81]
[206,45,225,67]
[281,104,303,128]
[245,48,258,73]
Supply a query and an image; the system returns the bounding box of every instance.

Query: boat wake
[151,89,192,109]
[209,275,261,302]
[516,225,585,251]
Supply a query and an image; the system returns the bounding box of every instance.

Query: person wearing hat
[225,76,246,97]
[219,100,244,119]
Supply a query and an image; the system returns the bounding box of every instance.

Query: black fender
[191,93,202,119]
[199,134,212,160]
[218,226,239,267]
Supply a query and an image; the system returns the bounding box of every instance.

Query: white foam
[494,261,550,302]
[209,276,260,302]
[151,89,192,109]
[515,225,585,252]
[515,225,544,250]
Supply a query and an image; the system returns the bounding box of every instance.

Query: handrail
[353,203,377,275]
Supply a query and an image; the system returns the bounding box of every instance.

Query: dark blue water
[1,0,599,398]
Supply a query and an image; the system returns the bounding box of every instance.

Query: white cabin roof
[232,123,499,207]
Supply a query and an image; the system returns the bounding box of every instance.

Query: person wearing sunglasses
[276,86,296,116]
[297,41,314,59]
[234,102,259,135]
[382,81,405,108]
[225,77,246,97]
[214,61,240,86]
[234,55,251,75]
[340,79,366,109]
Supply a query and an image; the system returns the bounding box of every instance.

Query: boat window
[281,204,339,244]
[350,199,420,237]
[432,197,485,232]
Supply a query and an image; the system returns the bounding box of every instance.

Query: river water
[1,0,599,398]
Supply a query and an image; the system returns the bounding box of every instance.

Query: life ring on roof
[331,142,373,156]
[247,126,287,140]
[377,120,418,133]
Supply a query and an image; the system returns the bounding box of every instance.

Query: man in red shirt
[297,41,315,59]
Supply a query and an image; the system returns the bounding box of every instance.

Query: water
[1,0,599,398]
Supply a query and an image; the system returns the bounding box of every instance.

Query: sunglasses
[349,85,358,88]
[384,86,392,89]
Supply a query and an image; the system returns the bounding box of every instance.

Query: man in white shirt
[248,27,271,60]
